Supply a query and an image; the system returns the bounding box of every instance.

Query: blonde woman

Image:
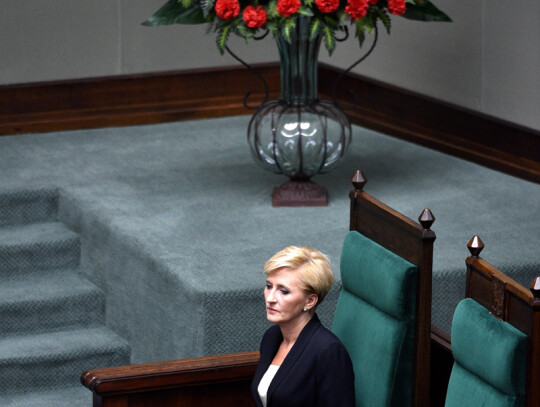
[251,246,355,407]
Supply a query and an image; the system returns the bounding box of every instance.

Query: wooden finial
[350,170,367,190]
[418,208,435,230]
[467,235,485,257]
[531,277,540,299]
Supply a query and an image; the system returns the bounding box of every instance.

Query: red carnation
[243,5,268,28]
[345,0,368,20]
[215,0,240,20]
[315,0,339,13]
[388,0,406,15]
[276,0,301,17]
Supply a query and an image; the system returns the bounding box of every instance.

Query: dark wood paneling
[97,382,255,407]
[1,64,538,182]
[319,65,540,183]
[0,65,280,135]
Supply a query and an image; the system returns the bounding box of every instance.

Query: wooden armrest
[81,351,259,406]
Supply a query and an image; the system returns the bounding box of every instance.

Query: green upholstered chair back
[444,298,528,407]
[444,235,540,406]
[332,231,419,407]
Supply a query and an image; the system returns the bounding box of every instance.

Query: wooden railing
[81,351,259,407]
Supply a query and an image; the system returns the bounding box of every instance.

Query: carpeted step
[0,385,91,407]
[0,270,105,338]
[0,327,130,395]
[0,222,80,277]
[0,188,58,226]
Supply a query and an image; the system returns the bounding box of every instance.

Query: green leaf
[376,8,391,34]
[352,10,374,34]
[354,20,366,47]
[200,0,216,18]
[236,23,255,40]
[297,7,315,17]
[142,0,212,26]
[336,10,347,25]
[267,20,280,36]
[309,18,322,40]
[281,18,297,43]
[402,0,452,22]
[216,24,232,54]
[267,0,280,18]
[322,25,336,55]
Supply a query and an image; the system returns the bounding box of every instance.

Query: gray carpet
[0,189,130,406]
[0,115,538,403]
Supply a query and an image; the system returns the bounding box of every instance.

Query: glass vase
[247,17,352,206]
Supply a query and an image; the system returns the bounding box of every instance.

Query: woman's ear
[305,293,318,310]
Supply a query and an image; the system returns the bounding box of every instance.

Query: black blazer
[251,314,355,407]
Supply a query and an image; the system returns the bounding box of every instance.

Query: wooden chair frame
[464,236,540,406]
[81,170,436,407]
[348,170,435,406]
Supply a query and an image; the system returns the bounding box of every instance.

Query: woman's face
[264,267,316,326]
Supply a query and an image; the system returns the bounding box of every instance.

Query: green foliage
[236,23,256,40]
[266,0,280,19]
[336,10,347,26]
[322,24,336,55]
[216,23,232,54]
[281,18,297,43]
[200,0,216,18]
[309,18,322,40]
[144,0,452,53]
[266,20,280,36]
[402,0,452,22]
[143,0,211,25]
[354,20,367,47]
[297,7,315,17]
[376,8,391,34]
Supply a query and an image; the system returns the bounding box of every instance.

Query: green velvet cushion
[339,231,418,320]
[333,231,418,407]
[333,290,407,406]
[446,298,527,406]
[445,363,524,407]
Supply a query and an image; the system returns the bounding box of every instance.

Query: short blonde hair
[264,246,334,306]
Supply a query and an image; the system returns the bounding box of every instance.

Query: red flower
[368,0,378,4]
[315,0,339,13]
[243,5,267,28]
[215,0,240,20]
[345,0,368,20]
[276,0,301,17]
[388,0,406,15]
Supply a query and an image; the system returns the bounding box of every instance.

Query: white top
[257,364,280,407]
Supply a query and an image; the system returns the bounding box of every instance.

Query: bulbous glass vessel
[247,17,352,182]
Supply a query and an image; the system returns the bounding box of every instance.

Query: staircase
[0,189,130,406]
